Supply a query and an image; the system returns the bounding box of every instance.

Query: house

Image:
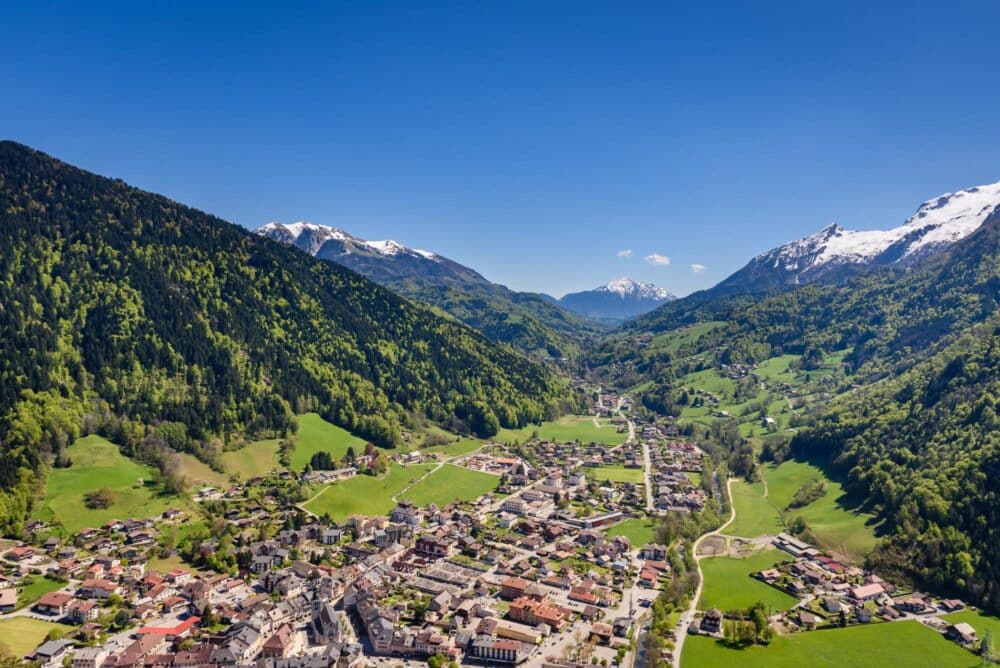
[822,597,842,614]
[72,648,109,668]
[35,591,74,616]
[67,599,100,623]
[589,622,613,644]
[32,639,75,667]
[81,578,120,599]
[700,608,722,634]
[946,622,978,644]
[798,611,819,630]
[850,583,885,602]
[0,588,16,612]
[5,545,35,562]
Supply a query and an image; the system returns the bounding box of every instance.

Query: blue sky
[3,2,999,296]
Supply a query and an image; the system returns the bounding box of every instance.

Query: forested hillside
[788,318,1000,609]
[0,141,577,533]
[589,209,1000,411]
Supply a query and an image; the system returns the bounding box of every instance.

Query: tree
[84,488,115,509]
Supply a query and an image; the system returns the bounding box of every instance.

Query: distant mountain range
[552,278,676,323]
[257,222,606,358]
[711,180,1000,296]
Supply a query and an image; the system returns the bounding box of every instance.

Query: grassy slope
[681,620,976,668]
[697,548,797,612]
[763,460,878,560]
[290,413,367,471]
[32,435,190,534]
[176,452,229,487]
[495,415,626,446]
[400,464,499,507]
[220,439,280,480]
[303,463,434,521]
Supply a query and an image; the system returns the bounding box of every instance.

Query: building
[508,596,566,630]
[470,637,522,664]
[72,648,109,668]
[35,591,74,616]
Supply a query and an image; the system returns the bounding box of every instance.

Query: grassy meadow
[495,415,627,446]
[303,463,434,521]
[32,435,190,534]
[400,464,499,507]
[289,413,367,471]
[605,516,658,546]
[697,548,797,612]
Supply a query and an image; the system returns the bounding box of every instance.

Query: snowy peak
[257,222,438,261]
[718,179,1000,294]
[598,277,675,300]
[557,278,676,323]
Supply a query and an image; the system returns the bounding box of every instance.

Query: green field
[400,464,499,507]
[17,575,66,608]
[32,435,191,534]
[290,413,367,471]
[698,548,797,612]
[681,620,976,667]
[727,480,784,538]
[591,465,645,484]
[495,415,627,446]
[220,439,280,479]
[418,438,485,458]
[762,460,878,560]
[303,463,434,521]
[0,617,75,657]
[649,321,727,355]
[606,516,657,546]
[176,452,230,487]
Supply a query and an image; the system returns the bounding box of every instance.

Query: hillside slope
[0,141,575,532]
[258,222,604,358]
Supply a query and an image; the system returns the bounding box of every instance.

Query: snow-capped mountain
[713,179,1000,295]
[256,222,607,357]
[257,221,484,286]
[557,278,676,323]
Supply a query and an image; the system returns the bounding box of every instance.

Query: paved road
[671,476,735,668]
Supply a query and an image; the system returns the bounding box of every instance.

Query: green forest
[0,141,580,534]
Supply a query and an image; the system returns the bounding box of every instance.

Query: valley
[2,142,1000,668]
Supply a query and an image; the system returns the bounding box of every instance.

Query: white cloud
[645,253,670,266]
[617,249,633,258]
[691,263,707,274]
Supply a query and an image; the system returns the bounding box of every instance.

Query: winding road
[671,475,735,668]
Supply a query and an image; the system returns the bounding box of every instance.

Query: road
[671,476,735,668]
[642,437,654,513]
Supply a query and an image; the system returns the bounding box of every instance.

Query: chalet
[850,583,885,602]
[946,622,978,644]
[80,578,120,599]
[35,591,74,616]
[701,608,722,634]
[0,588,16,612]
[798,611,819,630]
[5,545,35,561]
[67,599,100,623]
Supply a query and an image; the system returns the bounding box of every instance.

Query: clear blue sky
[3,2,999,296]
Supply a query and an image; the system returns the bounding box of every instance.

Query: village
[0,392,716,668]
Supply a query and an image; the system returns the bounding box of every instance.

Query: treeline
[0,141,579,534]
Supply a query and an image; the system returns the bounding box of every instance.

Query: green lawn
[727,480,784,538]
[698,548,797,612]
[681,620,977,667]
[303,463,435,521]
[591,465,645,484]
[606,517,657,546]
[290,413,367,471]
[32,435,191,534]
[495,415,627,446]
[400,464,499,507]
[762,460,878,560]
[17,575,66,608]
[220,439,280,479]
[0,617,75,657]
